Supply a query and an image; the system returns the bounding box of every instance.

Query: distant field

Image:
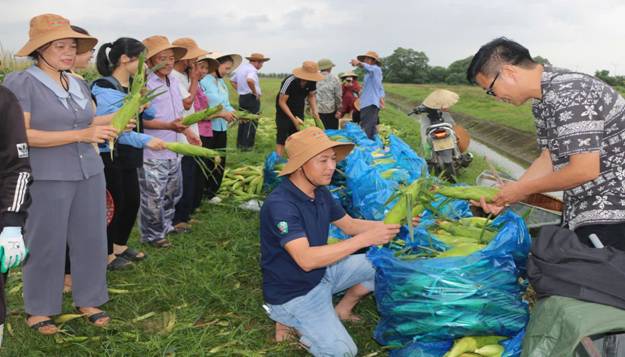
[384,83,537,134]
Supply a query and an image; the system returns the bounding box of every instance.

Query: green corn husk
[434,184,500,203]
[181,104,224,126]
[234,110,261,122]
[164,142,221,162]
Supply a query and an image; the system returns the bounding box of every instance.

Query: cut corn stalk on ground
[218,164,264,201]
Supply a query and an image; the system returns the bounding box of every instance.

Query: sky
[3,0,625,76]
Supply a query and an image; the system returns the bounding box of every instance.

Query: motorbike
[409,105,472,182]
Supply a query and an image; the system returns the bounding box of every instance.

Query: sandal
[107,256,133,271]
[147,238,172,249]
[77,308,110,327]
[115,247,146,262]
[27,315,58,335]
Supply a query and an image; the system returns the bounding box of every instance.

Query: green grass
[2,78,489,356]
[384,83,537,134]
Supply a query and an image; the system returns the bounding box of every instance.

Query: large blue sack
[262,151,287,193]
[367,210,531,356]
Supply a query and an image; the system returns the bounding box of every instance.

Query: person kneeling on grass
[260,127,401,356]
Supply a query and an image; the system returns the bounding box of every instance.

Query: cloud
[2,0,625,74]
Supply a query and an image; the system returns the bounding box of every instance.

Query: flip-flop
[107,256,133,271]
[115,248,146,262]
[147,239,172,249]
[27,316,58,335]
[77,309,110,327]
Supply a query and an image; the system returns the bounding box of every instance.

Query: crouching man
[260,127,400,356]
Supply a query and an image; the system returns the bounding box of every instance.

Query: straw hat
[317,58,335,71]
[245,53,270,62]
[16,13,98,57]
[339,71,358,79]
[206,51,243,72]
[422,89,459,110]
[292,61,324,82]
[196,53,220,72]
[172,38,209,61]
[143,35,187,61]
[279,127,354,177]
[357,51,382,65]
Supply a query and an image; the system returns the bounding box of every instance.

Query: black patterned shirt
[532,67,625,230]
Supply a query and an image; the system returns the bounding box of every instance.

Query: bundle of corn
[219,165,264,201]
[377,123,399,147]
[443,336,506,357]
[109,51,165,156]
[181,104,224,126]
[163,142,221,180]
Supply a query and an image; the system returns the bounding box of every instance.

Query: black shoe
[107,256,133,271]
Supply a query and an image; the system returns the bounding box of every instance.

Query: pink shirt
[195,85,213,137]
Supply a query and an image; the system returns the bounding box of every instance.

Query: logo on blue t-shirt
[277,221,288,234]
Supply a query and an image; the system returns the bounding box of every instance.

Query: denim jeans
[264,254,375,356]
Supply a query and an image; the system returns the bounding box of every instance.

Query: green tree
[445,56,473,84]
[381,47,431,83]
[428,66,448,83]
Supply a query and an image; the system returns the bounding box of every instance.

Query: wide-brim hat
[245,53,270,62]
[143,35,187,61]
[292,60,324,82]
[206,51,242,72]
[422,89,459,110]
[16,13,98,57]
[317,58,335,71]
[172,37,209,61]
[279,127,354,176]
[196,53,220,72]
[339,71,358,79]
[357,50,382,65]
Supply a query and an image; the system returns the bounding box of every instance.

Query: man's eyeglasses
[486,72,500,96]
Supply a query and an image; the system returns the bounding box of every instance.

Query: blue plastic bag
[262,151,287,193]
[368,210,531,354]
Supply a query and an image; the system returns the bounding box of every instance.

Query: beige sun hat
[292,61,324,82]
[196,53,220,72]
[206,51,243,72]
[279,127,354,177]
[357,50,382,65]
[245,53,270,62]
[143,35,187,61]
[422,89,460,110]
[172,37,209,61]
[16,13,98,57]
[339,71,358,79]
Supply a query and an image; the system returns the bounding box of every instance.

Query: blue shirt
[260,178,346,305]
[199,74,235,131]
[360,63,385,109]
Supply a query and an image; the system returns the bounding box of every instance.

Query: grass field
[1,78,489,356]
[383,83,537,134]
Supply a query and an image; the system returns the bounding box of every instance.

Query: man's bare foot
[275,322,296,342]
[334,283,370,323]
[63,274,72,294]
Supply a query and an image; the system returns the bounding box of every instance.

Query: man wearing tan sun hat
[259,127,401,354]
[137,35,189,248]
[274,61,324,156]
[351,51,385,139]
[170,38,210,233]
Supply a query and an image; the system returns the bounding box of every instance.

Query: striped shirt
[274,75,316,120]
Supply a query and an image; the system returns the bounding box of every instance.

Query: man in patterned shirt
[467,37,625,251]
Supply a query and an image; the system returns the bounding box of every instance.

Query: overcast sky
[3,0,625,76]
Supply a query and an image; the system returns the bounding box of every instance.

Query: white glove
[0,227,27,273]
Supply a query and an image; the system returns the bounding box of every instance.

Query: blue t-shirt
[260,178,346,305]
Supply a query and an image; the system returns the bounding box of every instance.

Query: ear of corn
[181,104,224,126]
[434,185,500,203]
[218,164,264,201]
[234,110,261,122]
[163,142,221,161]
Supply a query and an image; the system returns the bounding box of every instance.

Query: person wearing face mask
[4,13,118,335]
[199,52,242,203]
[138,36,189,248]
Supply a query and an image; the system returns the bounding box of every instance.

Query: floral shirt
[532,67,625,230]
[315,72,342,114]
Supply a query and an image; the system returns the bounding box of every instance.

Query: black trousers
[173,156,200,225]
[236,94,261,149]
[201,131,227,199]
[360,105,379,139]
[575,222,625,251]
[319,112,339,130]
